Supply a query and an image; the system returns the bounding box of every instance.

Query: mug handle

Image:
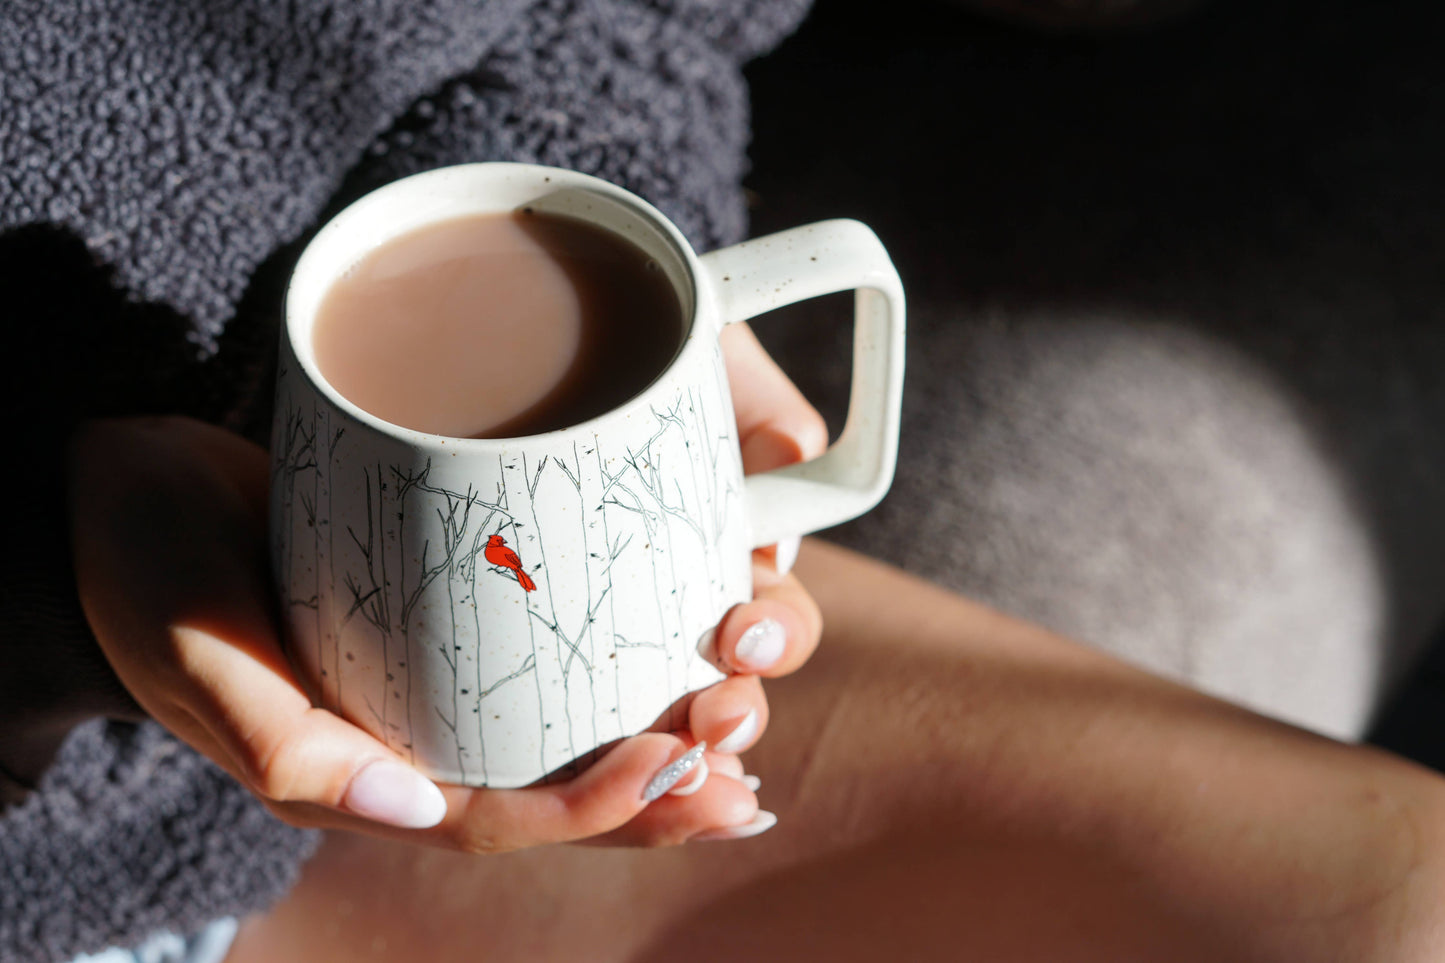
[698,219,907,548]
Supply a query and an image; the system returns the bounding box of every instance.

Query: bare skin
[227,540,1445,962]
[62,324,827,852]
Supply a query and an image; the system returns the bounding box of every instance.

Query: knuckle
[454,825,506,855]
[452,796,511,854]
[560,790,637,844]
[780,580,824,646]
[166,627,212,680]
[643,825,694,849]
[261,800,319,830]
[802,597,824,646]
[245,729,307,802]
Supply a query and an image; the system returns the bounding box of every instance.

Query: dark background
[741,0,1445,763]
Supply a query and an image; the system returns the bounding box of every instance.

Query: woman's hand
[68,324,824,850]
[589,323,829,844]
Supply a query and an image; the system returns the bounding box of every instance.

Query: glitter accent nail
[642,742,708,802]
[667,759,709,797]
[735,617,786,671]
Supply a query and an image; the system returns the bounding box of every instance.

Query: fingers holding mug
[273,165,901,803]
[261,732,753,851]
[721,321,829,476]
[706,563,823,679]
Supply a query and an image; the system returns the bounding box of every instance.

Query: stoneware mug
[270,162,905,787]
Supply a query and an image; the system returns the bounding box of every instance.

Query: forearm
[0,425,144,796]
[760,540,1445,961]
[225,540,1445,963]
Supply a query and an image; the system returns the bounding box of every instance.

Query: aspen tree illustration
[477,465,547,778]
[336,457,543,775]
[388,463,450,762]
[655,389,735,630]
[600,448,681,724]
[341,462,399,746]
[341,458,548,778]
[284,377,736,783]
[594,442,636,742]
[275,398,336,716]
[320,415,345,710]
[296,408,346,710]
[408,472,503,780]
[339,461,451,761]
[691,378,741,555]
[508,452,600,778]
[275,399,318,618]
[375,462,518,764]
[598,391,727,729]
[459,519,502,784]
[560,440,626,758]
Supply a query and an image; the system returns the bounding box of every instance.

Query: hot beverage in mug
[271,163,905,787]
[312,210,685,439]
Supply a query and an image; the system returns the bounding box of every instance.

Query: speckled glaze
[271,163,904,787]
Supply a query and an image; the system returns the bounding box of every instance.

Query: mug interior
[285,164,699,441]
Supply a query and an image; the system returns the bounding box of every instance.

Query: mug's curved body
[271,163,905,787]
[272,311,747,787]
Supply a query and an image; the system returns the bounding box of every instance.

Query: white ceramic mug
[270,163,905,787]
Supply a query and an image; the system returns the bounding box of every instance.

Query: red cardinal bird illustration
[485,535,537,592]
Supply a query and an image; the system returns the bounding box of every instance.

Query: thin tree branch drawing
[327,421,345,711]
[419,474,494,780]
[276,400,319,618]
[342,463,396,742]
[279,370,742,785]
[523,451,583,775]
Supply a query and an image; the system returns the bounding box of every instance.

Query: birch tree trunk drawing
[340,463,399,746]
[276,359,746,787]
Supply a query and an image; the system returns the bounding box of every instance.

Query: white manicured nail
[713,709,759,754]
[343,760,448,829]
[742,774,762,792]
[643,742,708,802]
[668,758,709,796]
[734,618,786,671]
[690,810,778,842]
[695,628,723,670]
[774,536,800,576]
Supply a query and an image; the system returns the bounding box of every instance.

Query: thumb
[174,624,448,829]
[70,416,447,829]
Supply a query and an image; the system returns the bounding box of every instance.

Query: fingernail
[713,708,760,754]
[773,536,800,576]
[343,760,448,829]
[668,758,709,797]
[741,428,804,474]
[695,628,724,671]
[643,742,708,802]
[734,618,786,671]
[716,770,760,791]
[691,810,778,842]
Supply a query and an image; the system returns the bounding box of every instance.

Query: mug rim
[283,162,709,450]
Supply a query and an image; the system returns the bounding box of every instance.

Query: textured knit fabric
[0,0,809,959]
[744,0,1445,744]
[0,725,286,963]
